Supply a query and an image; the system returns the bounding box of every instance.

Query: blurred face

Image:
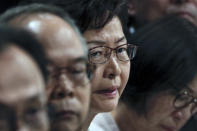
[83,17,130,113]
[130,0,197,26]
[131,77,197,131]
[0,45,48,131]
[10,13,91,131]
[44,22,90,131]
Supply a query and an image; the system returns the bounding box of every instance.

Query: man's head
[0,4,91,131]
[0,25,48,131]
[121,16,197,131]
[128,0,197,27]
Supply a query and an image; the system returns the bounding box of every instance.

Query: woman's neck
[80,109,98,131]
[111,102,139,131]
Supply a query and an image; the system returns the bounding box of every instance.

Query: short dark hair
[0,24,48,81]
[121,15,197,114]
[19,0,126,32]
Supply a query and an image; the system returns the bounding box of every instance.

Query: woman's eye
[179,95,190,101]
[90,51,103,58]
[117,47,127,53]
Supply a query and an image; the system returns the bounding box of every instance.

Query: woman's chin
[91,95,119,113]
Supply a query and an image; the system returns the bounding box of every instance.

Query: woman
[112,16,197,131]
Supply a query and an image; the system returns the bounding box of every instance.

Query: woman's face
[132,77,197,131]
[83,16,130,112]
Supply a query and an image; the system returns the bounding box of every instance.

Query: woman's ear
[128,0,136,16]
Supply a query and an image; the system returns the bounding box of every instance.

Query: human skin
[0,45,49,131]
[10,13,91,131]
[83,16,130,121]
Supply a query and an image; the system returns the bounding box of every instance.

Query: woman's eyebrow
[115,36,125,43]
[87,36,126,45]
[87,40,106,45]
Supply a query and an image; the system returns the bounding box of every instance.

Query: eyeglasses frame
[88,43,138,64]
[173,88,197,114]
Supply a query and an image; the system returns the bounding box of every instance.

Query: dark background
[0,0,19,14]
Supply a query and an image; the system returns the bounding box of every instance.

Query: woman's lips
[160,125,176,131]
[174,11,196,25]
[55,110,77,120]
[176,11,193,20]
[94,87,119,98]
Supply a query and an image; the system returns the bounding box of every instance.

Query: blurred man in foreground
[0,4,91,131]
[0,25,49,131]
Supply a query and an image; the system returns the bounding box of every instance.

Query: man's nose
[56,73,75,98]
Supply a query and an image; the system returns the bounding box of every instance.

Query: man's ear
[128,0,136,16]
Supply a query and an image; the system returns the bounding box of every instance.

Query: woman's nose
[172,104,193,122]
[104,56,121,79]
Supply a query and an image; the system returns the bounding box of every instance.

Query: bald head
[9,13,85,63]
[0,3,88,57]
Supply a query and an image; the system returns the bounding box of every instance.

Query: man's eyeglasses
[174,88,197,115]
[88,44,137,64]
[47,62,91,86]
